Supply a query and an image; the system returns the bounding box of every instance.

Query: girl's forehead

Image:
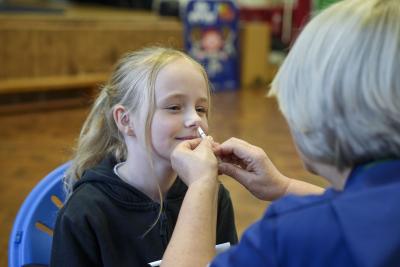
[154,59,208,100]
[155,85,209,103]
[159,57,199,74]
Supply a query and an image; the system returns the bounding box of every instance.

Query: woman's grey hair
[270,0,400,170]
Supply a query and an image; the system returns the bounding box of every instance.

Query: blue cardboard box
[183,0,240,91]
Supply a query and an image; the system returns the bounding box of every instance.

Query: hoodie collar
[73,155,188,207]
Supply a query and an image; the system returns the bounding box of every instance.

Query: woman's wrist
[284,177,325,196]
[188,174,219,189]
[275,174,291,198]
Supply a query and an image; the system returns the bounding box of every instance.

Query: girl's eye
[166,105,181,111]
[196,106,208,114]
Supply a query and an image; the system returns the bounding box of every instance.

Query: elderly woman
[162,0,400,266]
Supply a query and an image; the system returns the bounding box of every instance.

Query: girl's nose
[184,109,202,128]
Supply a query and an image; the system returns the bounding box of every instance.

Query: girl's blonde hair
[64,47,211,196]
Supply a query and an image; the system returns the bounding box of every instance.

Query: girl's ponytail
[64,85,126,196]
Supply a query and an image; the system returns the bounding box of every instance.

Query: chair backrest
[8,162,70,267]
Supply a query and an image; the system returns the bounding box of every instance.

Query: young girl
[50,47,237,266]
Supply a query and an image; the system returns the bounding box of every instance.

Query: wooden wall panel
[1,30,35,78]
[0,12,183,93]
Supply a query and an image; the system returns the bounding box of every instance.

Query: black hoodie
[50,156,238,267]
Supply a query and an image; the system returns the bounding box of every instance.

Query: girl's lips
[175,136,199,140]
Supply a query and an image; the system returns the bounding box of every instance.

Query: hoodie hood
[73,156,188,209]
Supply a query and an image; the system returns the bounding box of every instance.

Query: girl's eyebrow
[158,93,208,103]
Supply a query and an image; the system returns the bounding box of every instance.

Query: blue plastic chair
[8,162,70,267]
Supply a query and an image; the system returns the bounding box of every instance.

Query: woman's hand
[216,137,290,201]
[171,136,219,186]
[216,137,324,200]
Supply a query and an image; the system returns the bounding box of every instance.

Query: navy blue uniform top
[211,160,400,267]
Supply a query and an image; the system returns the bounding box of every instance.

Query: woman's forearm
[285,177,325,196]
[161,178,219,267]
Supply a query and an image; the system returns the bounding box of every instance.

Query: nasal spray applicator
[197,126,207,139]
[197,126,222,164]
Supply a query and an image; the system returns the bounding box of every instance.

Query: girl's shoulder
[56,182,107,230]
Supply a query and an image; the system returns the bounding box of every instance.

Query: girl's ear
[113,105,135,136]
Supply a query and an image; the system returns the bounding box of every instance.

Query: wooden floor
[0,87,329,266]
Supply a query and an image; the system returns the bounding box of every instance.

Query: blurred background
[1,0,337,266]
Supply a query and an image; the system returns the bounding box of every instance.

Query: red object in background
[292,0,312,41]
[239,0,312,45]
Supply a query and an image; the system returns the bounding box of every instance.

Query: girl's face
[151,58,209,162]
